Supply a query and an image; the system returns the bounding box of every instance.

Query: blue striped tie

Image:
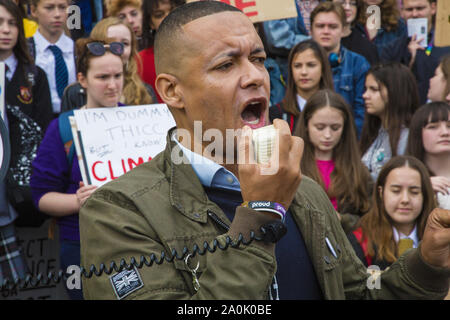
[48,45,68,99]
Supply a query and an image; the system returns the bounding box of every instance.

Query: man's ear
[155,73,184,109]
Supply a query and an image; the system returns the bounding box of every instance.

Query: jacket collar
[162,127,228,224]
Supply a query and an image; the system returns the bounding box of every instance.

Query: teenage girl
[269,39,334,133]
[407,102,450,209]
[348,156,436,269]
[360,62,420,181]
[293,89,372,230]
[31,38,125,300]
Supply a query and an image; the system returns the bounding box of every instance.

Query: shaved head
[154,1,241,75]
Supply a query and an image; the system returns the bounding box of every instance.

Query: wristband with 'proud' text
[241,201,286,221]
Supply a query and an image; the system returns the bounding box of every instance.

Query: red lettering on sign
[91,157,154,182]
[235,0,257,17]
[128,157,144,169]
[214,0,258,17]
[108,160,118,180]
[121,158,128,174]
[92,161,107,182]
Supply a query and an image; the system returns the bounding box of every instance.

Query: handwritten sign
[435,0,450,47]
[73,104,175,187]
[1,221,68,300]
[186,0,297,23]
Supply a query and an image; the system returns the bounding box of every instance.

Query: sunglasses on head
[86,41,124,57]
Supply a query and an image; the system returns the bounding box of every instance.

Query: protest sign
[1,221,68,300]
[72,104,175,187]
[186,0,297,23]
[435,0,450,47]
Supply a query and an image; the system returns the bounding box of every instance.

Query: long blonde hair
[90,17,153,105]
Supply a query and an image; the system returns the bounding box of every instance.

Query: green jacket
[80,129,449,300]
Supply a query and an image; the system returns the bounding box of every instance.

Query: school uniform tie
[48,45,68,99]
[4,64,9,83]
[398,238,414,256]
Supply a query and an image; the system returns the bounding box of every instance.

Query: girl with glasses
[61,16,157,112]
[30,38,125,300]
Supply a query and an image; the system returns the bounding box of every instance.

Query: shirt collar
[296,94,307,112]
[34,30,73,54]
[392,225,419,248]
[171,130,240,191]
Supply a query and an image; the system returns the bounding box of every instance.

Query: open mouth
[241,98,266,129]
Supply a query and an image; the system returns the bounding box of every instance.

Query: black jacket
[6,63,52,132]
[5,62,52,227]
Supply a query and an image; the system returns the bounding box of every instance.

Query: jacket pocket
[337,74,354,105]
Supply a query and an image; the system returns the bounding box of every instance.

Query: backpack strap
[58,110,75,167]
[47,110,75,240]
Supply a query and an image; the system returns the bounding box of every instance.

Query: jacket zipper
[207,210,230,231]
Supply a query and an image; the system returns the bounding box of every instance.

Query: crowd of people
[0,0,449,301]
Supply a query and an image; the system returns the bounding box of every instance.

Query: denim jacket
[354,19,407,58]
[332,46,370,137]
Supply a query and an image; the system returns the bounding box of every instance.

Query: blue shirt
[173,132,323,299]
[172,134,240,191]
